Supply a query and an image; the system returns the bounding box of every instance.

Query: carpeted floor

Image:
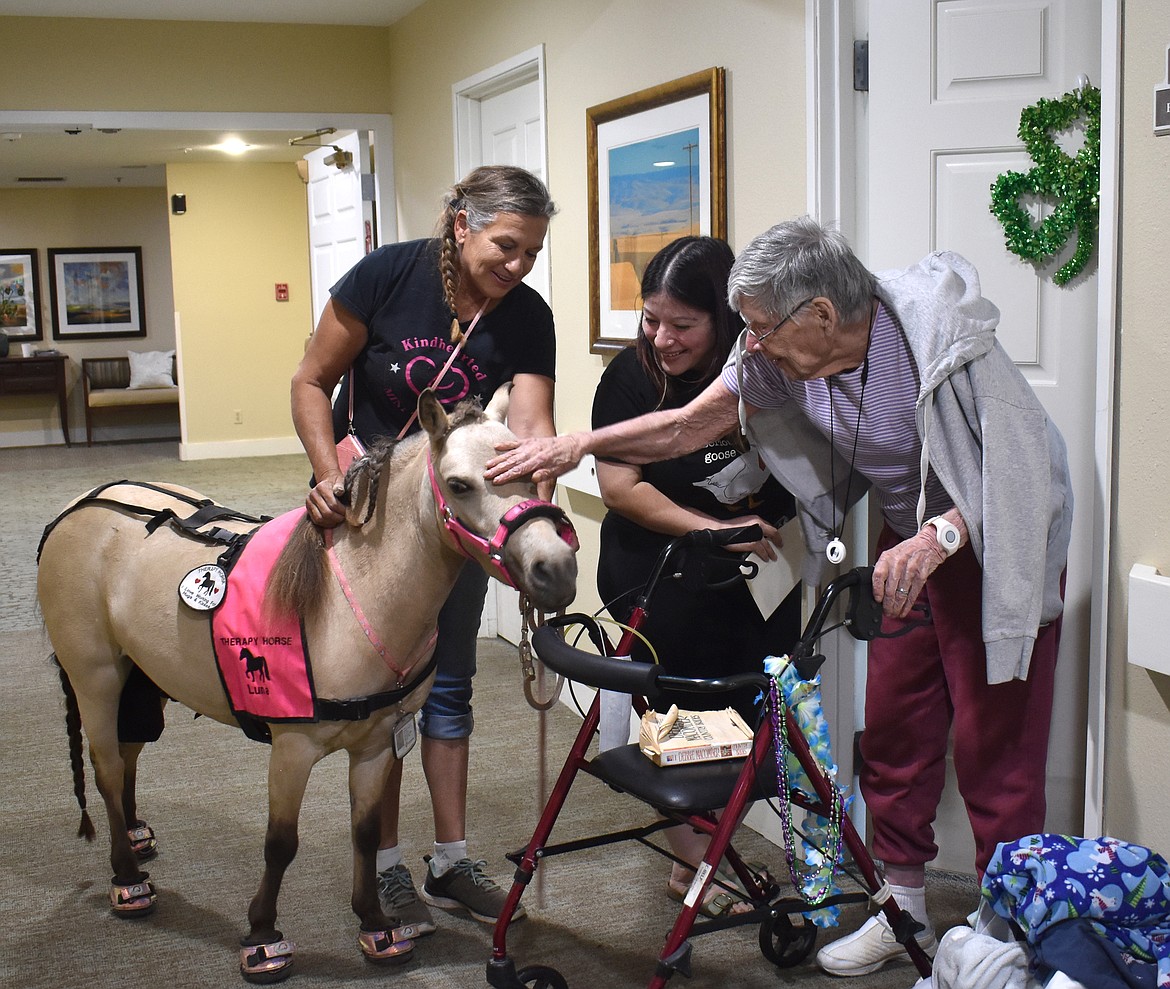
[0,441,978,988]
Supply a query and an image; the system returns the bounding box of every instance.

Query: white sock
[431,840,468,876]
[889,882,931,934]
[376,845,402,873]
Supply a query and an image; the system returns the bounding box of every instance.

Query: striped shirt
[722,302,952,538]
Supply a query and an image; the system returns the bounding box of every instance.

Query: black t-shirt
[330,238,555,444]
[591,347,793,534]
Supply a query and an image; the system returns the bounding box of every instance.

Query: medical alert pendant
[178,564,227,611]
[826,538,846,565]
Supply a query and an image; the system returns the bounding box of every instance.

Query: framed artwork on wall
[48,247,146,340]
[586,67,727,353]
[0,249,43,341]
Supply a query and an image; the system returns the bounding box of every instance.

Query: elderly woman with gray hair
[487,215,1072,978]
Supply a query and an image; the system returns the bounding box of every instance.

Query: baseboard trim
[179,436,306,461]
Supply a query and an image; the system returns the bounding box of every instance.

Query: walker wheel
[759,912,817,968]
[516,964,568,989]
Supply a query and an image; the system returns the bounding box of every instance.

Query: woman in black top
[291,165,556,934]
[592,236,800,914]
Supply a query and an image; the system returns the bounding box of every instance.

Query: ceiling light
[214,138,252,155]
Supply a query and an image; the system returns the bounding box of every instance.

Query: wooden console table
[0,354,71,446]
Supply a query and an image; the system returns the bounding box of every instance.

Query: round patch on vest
[179,565,227,611]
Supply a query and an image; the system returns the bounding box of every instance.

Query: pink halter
[425,449,578,588]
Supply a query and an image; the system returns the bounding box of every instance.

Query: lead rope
[519,593,564,911]
[519,594,564,711]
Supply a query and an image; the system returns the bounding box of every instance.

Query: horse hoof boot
[239,937,295,984]
[110,877,157,917]
[128,822,158,861]
[358,927,414,965]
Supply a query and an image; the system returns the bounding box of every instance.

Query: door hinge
[854,39,869,93]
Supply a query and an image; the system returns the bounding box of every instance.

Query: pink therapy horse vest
[211,509,317,724]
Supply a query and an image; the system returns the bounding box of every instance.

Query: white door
[454,51,549,644]
[865,0,1100,872]
[305,130,373,328]
[476,78,552,307]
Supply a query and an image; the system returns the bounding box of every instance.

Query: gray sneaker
[420,856,526,924]
[377,863,437,936]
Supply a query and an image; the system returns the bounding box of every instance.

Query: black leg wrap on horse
[118,666,165,743]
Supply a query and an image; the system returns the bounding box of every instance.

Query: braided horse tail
[53,655,96,842]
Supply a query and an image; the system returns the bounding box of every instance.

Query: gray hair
[436,165,557,320]
[727,216,875,324]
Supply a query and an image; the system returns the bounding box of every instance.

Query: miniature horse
[38,387,578,982]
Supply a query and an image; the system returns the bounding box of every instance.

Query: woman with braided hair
[291,164,557,935]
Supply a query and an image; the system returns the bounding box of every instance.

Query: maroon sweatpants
[860,524,1063,876]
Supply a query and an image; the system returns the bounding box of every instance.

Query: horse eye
[446,477,472,495]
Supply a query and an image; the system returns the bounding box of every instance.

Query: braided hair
[435,165,556,340]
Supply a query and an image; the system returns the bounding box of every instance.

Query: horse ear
[417,389,449,440]
[484,382,511,423]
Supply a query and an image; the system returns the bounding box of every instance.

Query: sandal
[665,873,752,918]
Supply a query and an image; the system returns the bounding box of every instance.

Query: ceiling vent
[17,176,66,183]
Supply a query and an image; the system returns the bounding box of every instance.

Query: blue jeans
[417,562,488,740]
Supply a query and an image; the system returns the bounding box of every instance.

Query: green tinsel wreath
[989,85,1100,286]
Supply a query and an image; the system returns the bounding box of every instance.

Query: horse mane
[264,435,400,621]
[264,398,489,622]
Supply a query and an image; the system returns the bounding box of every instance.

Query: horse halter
[426,449,578,588]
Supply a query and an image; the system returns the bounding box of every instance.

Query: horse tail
[266,515,327,624]
[53,655,96,842]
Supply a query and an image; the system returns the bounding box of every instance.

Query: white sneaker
[816,914,937,977]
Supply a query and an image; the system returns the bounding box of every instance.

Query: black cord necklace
[826,355,869,566]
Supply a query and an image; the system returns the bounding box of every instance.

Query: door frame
[806,0,1120,836]
[452,44,548,185]
[451,46,551,642]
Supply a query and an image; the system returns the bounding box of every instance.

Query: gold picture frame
[586,67,727,353]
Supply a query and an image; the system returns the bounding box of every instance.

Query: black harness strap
[314,651,440,722]
[38,480,271,561]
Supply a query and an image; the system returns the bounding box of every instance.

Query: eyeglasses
[745,297,814,345]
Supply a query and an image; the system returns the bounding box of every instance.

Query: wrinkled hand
[725,516,782,562]
[872,530,946,618]
[305,471,347,528]
[486,434,584,486]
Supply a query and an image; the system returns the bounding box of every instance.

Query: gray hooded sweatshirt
[736,252,1073,684]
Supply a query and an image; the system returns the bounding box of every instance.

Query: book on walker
[639,705,754,766]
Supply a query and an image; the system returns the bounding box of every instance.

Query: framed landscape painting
[586,67,727,353]
[0,249,42,341]
[48,247,146,340]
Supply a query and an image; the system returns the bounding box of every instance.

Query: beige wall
[3,16,393,112]
[387,0,807,615]
[0,187,174,445]
[1107,2,1170,848]
[166,162,310,453]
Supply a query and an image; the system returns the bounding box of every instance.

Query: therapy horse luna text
[37,386,578,983]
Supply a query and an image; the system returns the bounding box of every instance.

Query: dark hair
[435,165,557,324]
[634,236,742,404]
